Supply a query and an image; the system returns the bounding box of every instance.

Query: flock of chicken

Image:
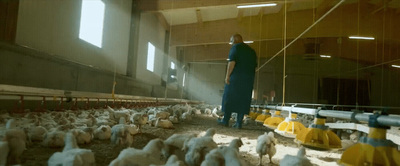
[0,103,313,166]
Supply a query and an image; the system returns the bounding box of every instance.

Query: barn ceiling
[139,0,400,63]
[141,0,400,26]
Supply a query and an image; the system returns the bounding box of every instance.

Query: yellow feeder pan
[338,127,400,166]
[295,117,342,151]
[263,110,284,129]
[250,106,262,120]
[275,113,306,138]
[248,106,256,119]
[255,109,271,123]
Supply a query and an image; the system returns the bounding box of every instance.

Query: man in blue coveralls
[218,34,257,129]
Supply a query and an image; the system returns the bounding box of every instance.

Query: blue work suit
[221,43,257,127]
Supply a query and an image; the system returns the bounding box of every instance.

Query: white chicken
[256,132,277,165]
[4,119,27,165]
[131,113,148,133]
[169,115,179,124]
[202,128,216,138]
[211,106,223,118]
[94,125,112,140]
[173,109,183,121]
[350,131,359,142]
[125,124,139,136]
[200,148,225,166]
[193,109,201,115]
[0,141,9,166]
[48,132,95,166]
[184,128,218,166]
[201,138,244,166]
[163,133,197,160]
[109,138,166,166]
[70,127,94,145]
[111,117,133,147]
[181,112,192,121]
[155,118,174,129]
[279,147,312,166]
[150,155,186,166]
[112,109,131,123]
[219,138,246,166]
[204,108,212,115]
[74,114,97,127]
[42,130,66,148]
[156,111,170,119]
[26,125,48,142]
[6,118,17,129]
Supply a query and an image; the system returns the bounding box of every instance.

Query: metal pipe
[264,105,400,127]
[0,84,203,106]
[256,0,345,72]
[318,110,370,122]
[273,102,400,110]
[319,110,400,127]
[265,105,316,115]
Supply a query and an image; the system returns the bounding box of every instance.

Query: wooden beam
[170,3,400,46]
[140,0,306,12]
[196,9,203,25]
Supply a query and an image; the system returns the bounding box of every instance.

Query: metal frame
[0,84,203,111]
[264,105,400,127]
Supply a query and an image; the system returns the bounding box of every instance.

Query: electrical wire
[282,0,287,106]
[256,0,345,72]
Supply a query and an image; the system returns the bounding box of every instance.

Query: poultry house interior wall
[0,43,183,110]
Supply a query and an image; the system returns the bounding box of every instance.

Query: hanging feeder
[250,105,262,120]
[255,109,271,124]
[248,105,256,119]
[275,112,306,138]
[263,110,285,129]
[338,113,400,166]
[295,114,342,151]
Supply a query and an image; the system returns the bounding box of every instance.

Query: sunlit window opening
[79,0,105,48]
[183,73,186,87]
[170,62,177,79]
[147,42,155,72]
[171,62,176,69]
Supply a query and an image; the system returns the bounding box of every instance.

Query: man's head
[230,34,243,45]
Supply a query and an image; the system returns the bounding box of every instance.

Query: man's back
[229,43,257,77]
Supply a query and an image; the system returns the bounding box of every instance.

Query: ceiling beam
[169,3,400,47]
[139,0,309,12]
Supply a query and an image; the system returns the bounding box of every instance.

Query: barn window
[79,0,105,48]
[147,42,155,72]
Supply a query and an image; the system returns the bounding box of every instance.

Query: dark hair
[232,34,243,43]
